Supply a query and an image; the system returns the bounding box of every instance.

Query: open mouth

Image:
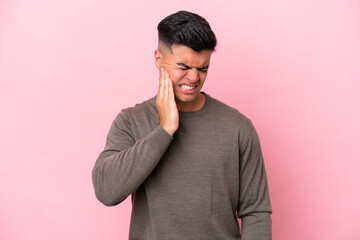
[180,84,197,90]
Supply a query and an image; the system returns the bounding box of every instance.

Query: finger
[163,69,169,101]
[164,70,174,100]
[158,67,163,90]
[168,78,174,100]
[158,68,164,101]
[163,68,169,80]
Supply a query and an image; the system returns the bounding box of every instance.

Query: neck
[176,93,206,112]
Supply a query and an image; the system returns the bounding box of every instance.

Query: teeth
[180,84,195,90]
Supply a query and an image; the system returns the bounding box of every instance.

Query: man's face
[155,44,213,108]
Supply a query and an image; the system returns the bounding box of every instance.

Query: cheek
[199,73,208,83]
[169,71,186,84]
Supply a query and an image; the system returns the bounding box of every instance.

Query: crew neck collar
[178,92,211,118]
[151,92,212,118]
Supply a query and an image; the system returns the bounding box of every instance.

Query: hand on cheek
[156,68,179,136]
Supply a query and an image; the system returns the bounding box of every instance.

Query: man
[92,10,272,240]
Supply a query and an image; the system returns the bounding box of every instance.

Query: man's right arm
[92,113,173,206]
[92,68,178,206]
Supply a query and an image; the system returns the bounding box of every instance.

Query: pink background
[1,0,359,239]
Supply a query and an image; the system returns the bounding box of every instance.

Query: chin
[175,94,198,103]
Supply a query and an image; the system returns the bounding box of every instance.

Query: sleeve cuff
[145,125,173,158]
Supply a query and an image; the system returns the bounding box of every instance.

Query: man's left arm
[237,119,272,240]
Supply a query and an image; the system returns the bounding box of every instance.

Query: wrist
[160,124,177,136]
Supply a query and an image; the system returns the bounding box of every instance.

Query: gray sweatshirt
[92,93,272,240]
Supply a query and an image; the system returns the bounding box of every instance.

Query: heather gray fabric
[92,93,272,240]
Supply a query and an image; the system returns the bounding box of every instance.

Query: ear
[154,49,162,69]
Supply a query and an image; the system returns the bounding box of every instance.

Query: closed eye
[177,63,191,70]
[176,63,209,72]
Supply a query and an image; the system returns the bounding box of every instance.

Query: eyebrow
[176,63,209,70]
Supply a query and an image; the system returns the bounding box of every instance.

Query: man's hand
[156,68,179,136]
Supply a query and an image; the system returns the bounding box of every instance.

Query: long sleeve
[237,120,272,240]
[92,111,173,206]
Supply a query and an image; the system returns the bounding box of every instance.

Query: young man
[92,11,272,240]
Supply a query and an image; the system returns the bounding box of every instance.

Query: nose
[186,68,199,83]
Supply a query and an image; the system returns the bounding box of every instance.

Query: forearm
[238,119,272,239]
[92,125,172,206]
[241,212,272,240]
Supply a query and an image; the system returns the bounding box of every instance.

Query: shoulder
[110,96,158,130]
[205,93,259,144]
[116,96,157,119]
[205,93,252,128]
